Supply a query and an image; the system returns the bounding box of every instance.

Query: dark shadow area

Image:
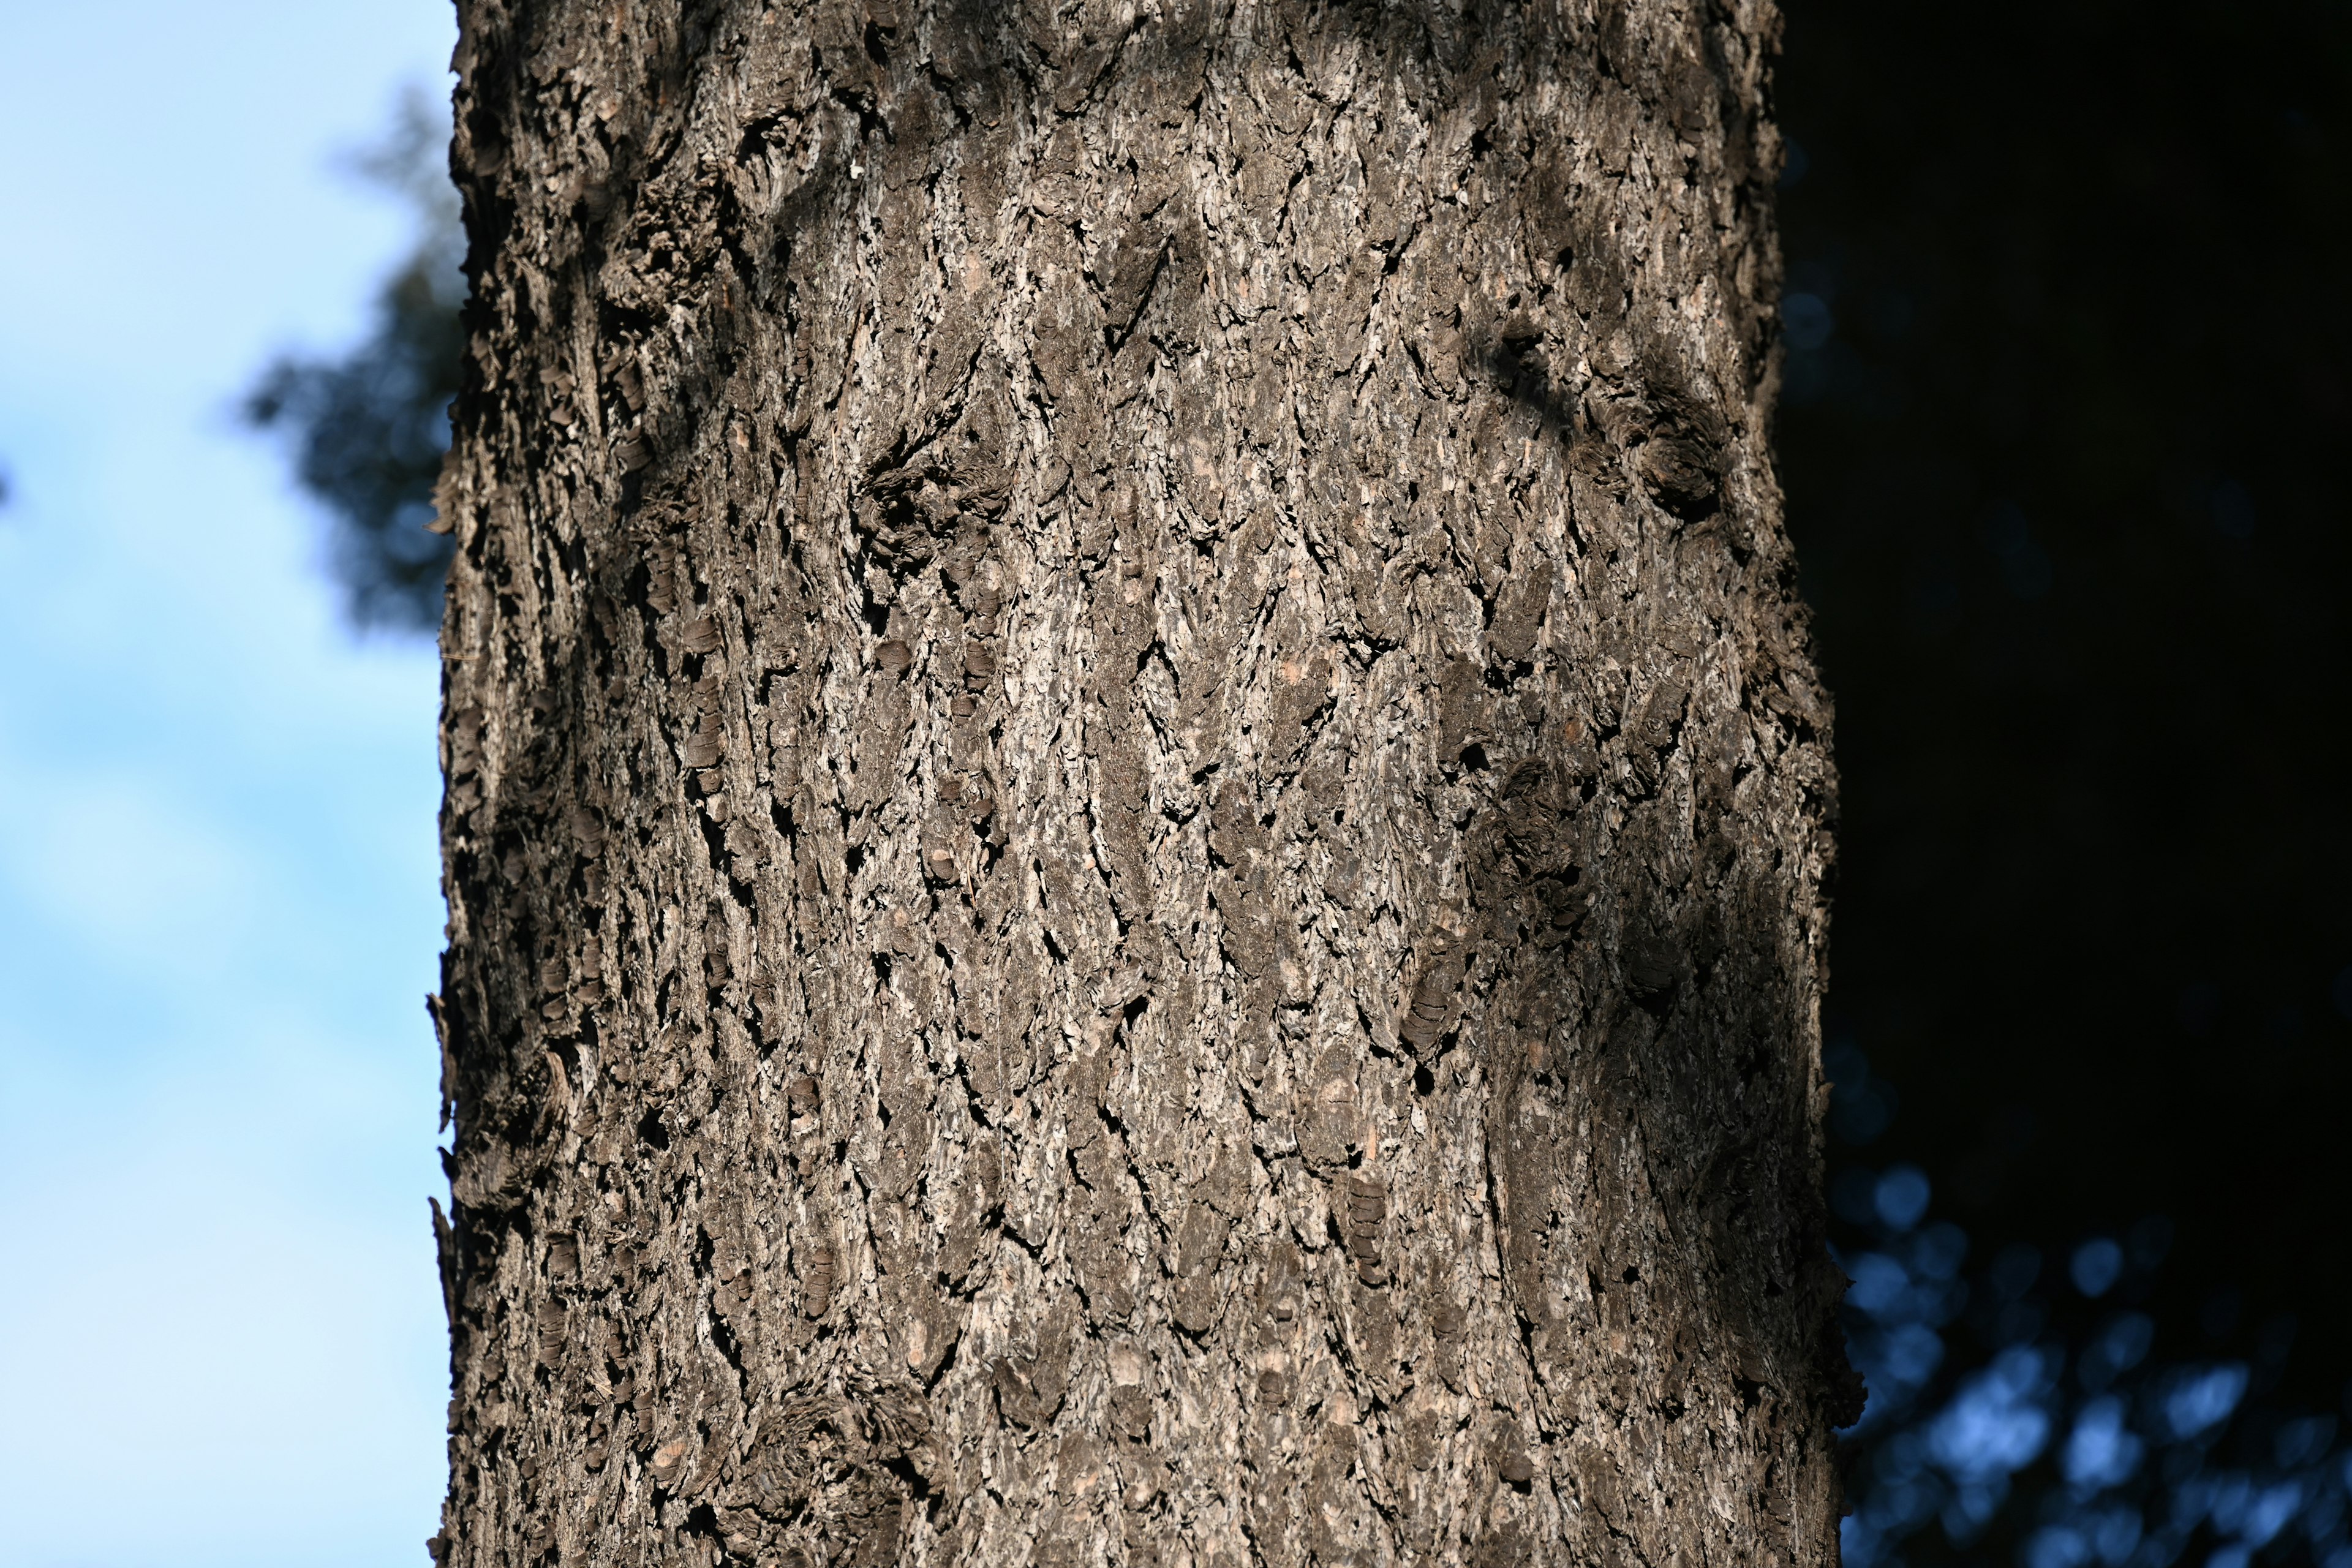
[1777,0,2352,1561]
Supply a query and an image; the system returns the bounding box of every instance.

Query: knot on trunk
[855,452,1010,573]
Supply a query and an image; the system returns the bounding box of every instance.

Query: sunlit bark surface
[430,1,1851,1564]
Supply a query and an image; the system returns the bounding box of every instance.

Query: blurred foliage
[1831,1049,2352,1568]
[1777,0,2352,1559]
[246,88,462,631]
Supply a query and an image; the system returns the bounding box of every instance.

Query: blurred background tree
[246,86,462,631]
[254,7,2352,1561]
[1777,0,2352,1562]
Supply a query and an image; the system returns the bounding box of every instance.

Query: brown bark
[429,2,1851,1565]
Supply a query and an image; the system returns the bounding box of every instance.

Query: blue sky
[0,4,460,1564]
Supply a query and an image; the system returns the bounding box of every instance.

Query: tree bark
[430,2,1850,1566]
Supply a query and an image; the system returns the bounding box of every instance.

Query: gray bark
[429,2,1852,1565]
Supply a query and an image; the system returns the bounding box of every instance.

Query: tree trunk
[430,2,1849,1566]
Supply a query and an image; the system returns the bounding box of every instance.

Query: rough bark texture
[429,2,1850,1566]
